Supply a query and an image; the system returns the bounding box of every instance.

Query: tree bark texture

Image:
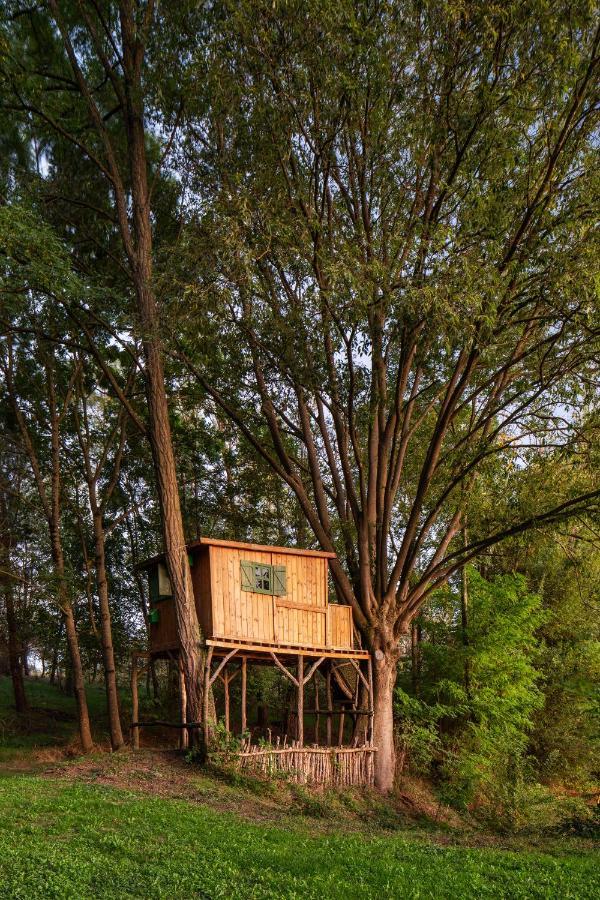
[92,512,124,749]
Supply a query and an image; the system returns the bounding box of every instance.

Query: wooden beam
[326,666,332,746]
[209,647,238,686]
[223,668,230,733]
[297,654,304,746]
[179,657,188,750]
[241,656,247,735]
[367,654,374,744]
[331,664,354,699]
[348,657,370,692]
[206,639,369,660]
[303,656,325,685]
[203,645,214,750]
[270,651,299,687]
[276,599,327,614]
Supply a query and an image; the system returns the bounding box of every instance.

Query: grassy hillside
[0,675,110,763]
[1,774,598,900]
[0,678,598,899]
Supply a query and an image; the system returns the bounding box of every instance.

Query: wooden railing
[212,594,354,651]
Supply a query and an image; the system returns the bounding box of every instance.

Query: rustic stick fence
[235,738,377,786]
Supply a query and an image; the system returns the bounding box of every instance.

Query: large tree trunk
[372,651,399,792]
[62,602,93,752]
[123,48,206,738]
[142,344,205,730]
[92,512,124,750]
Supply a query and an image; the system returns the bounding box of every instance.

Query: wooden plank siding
[147,540,355,655]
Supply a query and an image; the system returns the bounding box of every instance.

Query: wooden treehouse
[133,537,375,786]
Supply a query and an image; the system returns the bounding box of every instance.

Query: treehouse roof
[139,536,337,569]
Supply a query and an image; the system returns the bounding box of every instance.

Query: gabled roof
[190,537,337,559]
[138,536,336,569]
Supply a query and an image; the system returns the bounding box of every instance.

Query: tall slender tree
[178,0,600,788]
[1,336,93,751]
[2,2,207,730]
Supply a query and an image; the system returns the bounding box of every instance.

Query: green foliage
[397,570,556,828]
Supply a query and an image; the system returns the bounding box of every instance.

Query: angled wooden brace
[270,652,299,687]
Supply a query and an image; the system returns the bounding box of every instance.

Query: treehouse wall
[209,545,330,648]
[146,540,354,654]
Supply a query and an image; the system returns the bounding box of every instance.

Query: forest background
[0,0,599,827]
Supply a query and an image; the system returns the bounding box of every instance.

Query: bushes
[396,570,565,830]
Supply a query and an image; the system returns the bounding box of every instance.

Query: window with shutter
[272,565,287,596]
[240,560,287,595]
[240,560,255,591]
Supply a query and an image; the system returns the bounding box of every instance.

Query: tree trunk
[127,113,206,736]
[112,10,208,738]
[372,652,398,792]
[92,512,124,750]
[50,515,93,752]
[62,602,93,752]
[4,582,27,713]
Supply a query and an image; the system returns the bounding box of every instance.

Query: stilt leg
[223,668,230,733]
[297,655,304,745]
[203,646,214,753]
[179,657,188,750]
[326,666,332,747]
[367,654,374,744]
[241,657,247,735]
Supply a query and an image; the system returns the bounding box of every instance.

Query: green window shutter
[148,567,159,604]
[240,560,254,591]
[272,565,287,596]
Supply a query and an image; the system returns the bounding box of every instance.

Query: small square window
[240,560,287,595]
[254,565,272,592]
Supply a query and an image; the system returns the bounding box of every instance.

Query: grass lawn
[0,773,597,900]
[0,677,598,899]
[0,675,110,763]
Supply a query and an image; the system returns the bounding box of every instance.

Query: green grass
[0,676,110,762]
[0,677,598,898]
[0,775,598,900]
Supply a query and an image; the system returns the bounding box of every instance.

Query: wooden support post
[367,654,374,744]
[223,667,230,733]
[315,676,320,745]
[338,709,345,747]
[297,655,304,746]
[241,656,247,735]
[326,666,332,747]
[179,656,188,750]
[203,646,214,752]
